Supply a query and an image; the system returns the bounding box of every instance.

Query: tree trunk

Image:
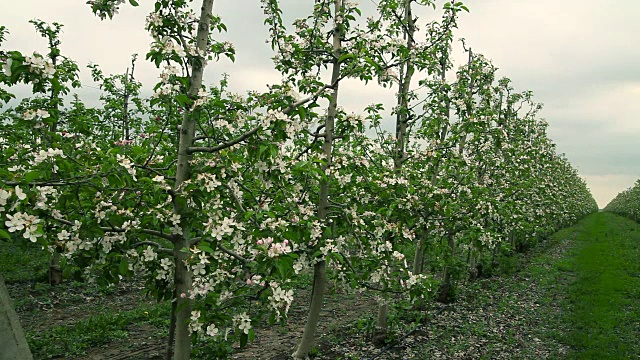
[166,289,177,360]
[172,243,192,360]
[48,44,63,286]
[170,1,215,359]
[468,246,478,279]
[292,260,327,359]
[122,67,130,141]
[412,236,425,275]
[48,252,63,285]
[437,233,456,303]
[372,298,389,347]
[292,1,342,357]
[374,0,416,344]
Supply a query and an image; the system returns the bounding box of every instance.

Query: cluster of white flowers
[320,236,342,257]
[2,58,12,77]
[89,0,126,19]
[145,12,163,28]
[152,61,184,98]
[233,312,252,335]
[376,240,393,254]
[30,148,63,167]
[189,276,220,299]
[196,172,221,192]
[156,257,173,281]
[5,211,42,242]
[0,189,11,213]
[147,6,199,39]
[24,53,55,79]
[22,109,50,128]
[205,215,240,241]
[293,252,310,274]
[334,172,352,186]
[34,186,57,210]
[57,229,71,241]
[99,232,126,253]
[267,239,292,258]
[268,282,294,320]
[58,222,94,257]
[169,213,182,235]
[369,266,385,284]
[189,310,203,334]
[245,273,264,286]
[191,262,206,276]
[116,154,137,181]
[191,89,209,110]
[308,220,323,248]
[94,199,116,222]
[400,272,429,290]
[157,37,187,57]
[206,323,219,337]
[401,227,415,241]
[478,232,497,247]
[343,0,360,8]
[153,83,181,98]
[143,246,157,261]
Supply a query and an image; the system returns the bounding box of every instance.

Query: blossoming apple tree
[605,179,640,221]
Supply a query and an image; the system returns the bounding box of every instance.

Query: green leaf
[23,171,40,184]
[297,106,306,121]
[199,244,215,254]
[119,257,129,275]
[175,94,191,107]
[275,256,294,278]
[129,0,139,6]
[0,229,11,240]
[338,53,355,64]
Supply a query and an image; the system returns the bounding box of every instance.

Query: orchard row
[0,0,597,359]
[605,179,640,222]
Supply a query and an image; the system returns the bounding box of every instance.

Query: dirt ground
[7,233,576,360]
[8,280,377,360]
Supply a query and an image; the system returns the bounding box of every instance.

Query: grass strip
[27,301,170,359]
[0,239,50,284]
[563,212,640,359]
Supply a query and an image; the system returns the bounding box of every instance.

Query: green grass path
[563,212,640,359]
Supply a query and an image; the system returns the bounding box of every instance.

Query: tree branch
[131,240,172,254]
[187,126,260,154]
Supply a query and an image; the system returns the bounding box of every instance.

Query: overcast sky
[2,0,639,208]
